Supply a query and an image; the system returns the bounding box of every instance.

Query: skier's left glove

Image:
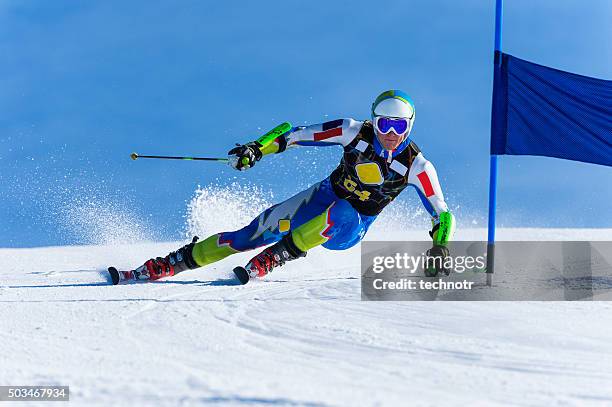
[228,142,263,171]
[425,245,451,277]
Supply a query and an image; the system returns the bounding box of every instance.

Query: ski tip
[233,266,250,285]
[107,267,120,285]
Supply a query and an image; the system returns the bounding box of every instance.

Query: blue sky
[1,0,611,247]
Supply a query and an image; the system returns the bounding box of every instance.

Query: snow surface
[2,228,612,406]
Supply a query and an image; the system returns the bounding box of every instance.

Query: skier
[112,90,455,284]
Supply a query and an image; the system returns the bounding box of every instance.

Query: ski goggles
[374,116,411,135]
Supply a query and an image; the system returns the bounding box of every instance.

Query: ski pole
[130,122,293,163]
[130,153,229,162]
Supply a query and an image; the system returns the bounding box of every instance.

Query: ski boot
[233,235,306,284]
[108,237,200,284]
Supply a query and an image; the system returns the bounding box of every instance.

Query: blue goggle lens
[376,117,409,134]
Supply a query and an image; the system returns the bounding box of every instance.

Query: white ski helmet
[371,89,416,138]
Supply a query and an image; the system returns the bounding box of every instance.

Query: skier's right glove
[228,142,263,171]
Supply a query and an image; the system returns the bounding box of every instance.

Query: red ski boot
[233,235,306,284]
[108,237,200,284]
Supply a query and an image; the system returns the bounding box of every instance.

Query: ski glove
[228,142,263,171]
[424,245,451,277]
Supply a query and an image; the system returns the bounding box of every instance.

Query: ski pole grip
[130,152,139,160]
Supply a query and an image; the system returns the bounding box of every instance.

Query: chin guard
[429,211,455,246]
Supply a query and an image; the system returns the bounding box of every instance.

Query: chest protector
[329,121,420,216]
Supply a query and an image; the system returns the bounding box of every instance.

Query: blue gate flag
[491,52,612,167]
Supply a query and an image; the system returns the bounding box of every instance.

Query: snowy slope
[2,229,612,406]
